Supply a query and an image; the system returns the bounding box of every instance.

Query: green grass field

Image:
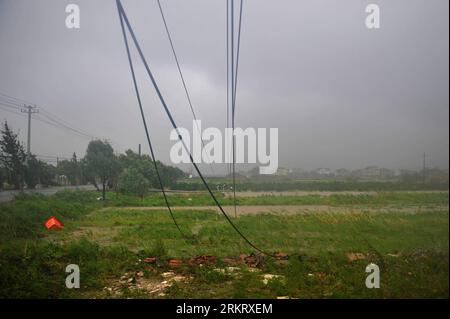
[0,190,448,298]
[110,191,449,207]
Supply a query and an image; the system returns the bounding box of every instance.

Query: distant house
[276,167,291,176]
[427,168,449,183]
[315,168,332,176]
[335,168,351,178]
[353,166,394,180]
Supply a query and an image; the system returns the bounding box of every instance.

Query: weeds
[0,189,448,298]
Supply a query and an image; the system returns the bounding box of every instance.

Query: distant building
[427,168,449,183]
[353,166,394,180]
[276,167,291,176]
[315,168,332,176]
[335,168,351,178]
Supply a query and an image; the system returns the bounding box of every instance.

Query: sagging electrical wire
[117,2,186,239]
[116,0,275,257]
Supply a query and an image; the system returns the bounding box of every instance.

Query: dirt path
[224,190,449,197]
[159,190,449,198]
[100,204,449,216]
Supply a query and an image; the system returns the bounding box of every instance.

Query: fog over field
[0,0,448,173]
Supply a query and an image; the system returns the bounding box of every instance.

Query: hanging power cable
[116,0,274,257]
[232,0,244,111]
[226,0,230,176]
[117,2,186,238]
[156,0,215,176]
[229,0,244,218]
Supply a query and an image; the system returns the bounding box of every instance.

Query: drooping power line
[116,0,274,257]
[156,0,215,176]
[117,1,186,238]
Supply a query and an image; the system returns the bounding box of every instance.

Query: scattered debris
[213,267,241,275]
[247,267,261,273]
[143,257,157,264]
[161,271,176,278]
[240,252,264,267]
[261,274,285,285]
[168,259,182,267]
[387,252,402,258]
[346,252,367,262]
[105,270,192,297]
[188,255,216,266]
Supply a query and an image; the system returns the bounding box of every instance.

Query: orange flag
[44,216,63,230]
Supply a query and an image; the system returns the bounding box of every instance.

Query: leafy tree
[68,153,79,185]
[84,140,118,200]
[39,162,57,187]
[118,167,150,199]
[79,157,97,189]
[0,167,5,190]
[158,161,185,187]
[24,155,41,189]
[57,153,80,185]
[0,122,26,189]
[117,149,186,189]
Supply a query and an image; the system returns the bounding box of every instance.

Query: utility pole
[20,105,38,155]
[423,152,426,184]
[138,143,141,156]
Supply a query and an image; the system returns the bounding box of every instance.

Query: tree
[118,168,150,199]
[117,149,186,189]
[24,155,41,189]
[0,167,5,190]
[24,156,57,189]
[84,140,117,200]
[56,153,80,186]
[39,162,57,187]
[79,157,97,189]
[0,122,26,189]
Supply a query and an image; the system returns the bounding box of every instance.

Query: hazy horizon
[0,0,448,173]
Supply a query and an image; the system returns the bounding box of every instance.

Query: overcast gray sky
[0,0,448,173]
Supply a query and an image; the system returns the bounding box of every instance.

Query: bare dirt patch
[98,205,448,216]
[67,226,121,244]
[226,190,449,198]
[103,270,192,298]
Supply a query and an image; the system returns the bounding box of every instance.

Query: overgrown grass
[0,238,138,298]
[0,190,448,298]
[55,208,449,257]
[175,180,449,192]
[108,191,449,207]
[0,191,100,242]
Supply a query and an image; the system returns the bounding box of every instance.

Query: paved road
[0,185,96,203]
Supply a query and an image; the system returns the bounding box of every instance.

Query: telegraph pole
[20,105,38,155]
[423,152,426,184]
